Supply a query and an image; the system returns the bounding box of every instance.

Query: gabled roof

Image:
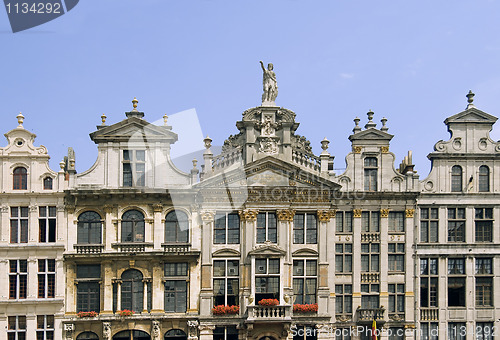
[444,107,498,125]
[89,116,178,144]
[348,128,394,142]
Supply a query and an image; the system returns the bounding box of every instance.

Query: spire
[466,90,475,109]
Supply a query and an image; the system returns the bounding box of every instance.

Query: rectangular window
[293,213,317,244]
[336,211,353,233]
[420,208,439,243]
[335,284,352,314]
[361,284,379,309]
[39,206,56,243]
[448,258,466,307]
[420,322,438,340]
[164,262,188,312]
[7,316,26,340]
[388,284,405,316]
[475,258,493,307]
[476,322,494,340]
[335,244,352,273]
[213,326,239,340]
[361,243,379,272]
[475,208,493,243]
[364,157,378,191]
[293,259,317,304]
[362,211,379,232]
[256,212,277,243]
[213,260,239,307]
[76,265,100,313]
[448,208,466,242]
[448,323,466,340]
[388,243,405,272]
[214,212,240,244]
[388,212,405,232]
[420,258,438,307]
[9,260,27,299]
[255,258,280,302]
[123,150,146,187]
[36,315,54,340]
[38,259,55,298]
[10,207,28,244]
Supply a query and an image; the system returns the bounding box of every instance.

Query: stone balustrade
[420,307,439,321]
[74,244,104,254]
[246,305,291,321]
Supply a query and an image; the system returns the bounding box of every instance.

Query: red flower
[258,299,279,306]
[293,303,318,313]
[77,311,98,318]
[212,305,240,315]
[117,309,134,316]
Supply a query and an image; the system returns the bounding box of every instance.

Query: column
[317,210,335,315]
[352,208,362,314]
[1,205,9,242]
[199,211,214,317]
[28,258,37,299]
[114,280,122,312]
[151,261,164,313]
[29,205,37,242]
[152,204,163,249]
[143,278,151,312]
[379,209,389,319]
[405,208,416,329]
[277,209,295,303]
[103,205,114,251]
[238,210,258,309]
[198,324,215,340]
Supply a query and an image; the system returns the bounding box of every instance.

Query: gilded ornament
[405,209,415,218]
[353,209,362,218]
[380,209,389,218]
[277,209,295,221]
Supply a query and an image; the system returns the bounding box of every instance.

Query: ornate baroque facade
[0,90,499,340]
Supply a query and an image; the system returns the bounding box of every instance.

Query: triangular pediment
[90,117,178,143]
[445,107,498,124]
[349,128,394,141]
[248,241,286,257]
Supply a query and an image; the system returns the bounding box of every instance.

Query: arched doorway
[164,329,187,340]
[113,330,150,340]
[121,269,144,312]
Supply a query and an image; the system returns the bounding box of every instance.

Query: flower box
[212,305,240,315]
[77,311,98,318]
[258,298,279,306]
[117,309,134,316]
[293,303,318,313]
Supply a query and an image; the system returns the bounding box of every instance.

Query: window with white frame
[388,243,405,272]
[256,212,277,243]
[9,260,27,299]
[451,165,463,192]
[213,260,239,306]
[475,208,493,243]
[214,212,240,244]
[335,244,352,273]
[362,211,379,232]
[255,258,280,302]
[39,206,56,243]
[420,258,438,307]
[361,283,379,309]
[10,207,28,244]
[478,165,490,192]
[164,262,188,312]
[293,259,317,304]
[448,208,465,242]
[361,243,379,272]
[336,211,352,233]
[364,157,378,191]
[123,150,145,187]
[43,177,53,190]
[293,213,317,244]
[388,211,404,232]
[7,315,26,340]
[76,264,101,313]
[36,315,54,340]
[420,208,438,243]
[335,284,352,315]
[388,283,405,317]
[38,259,55,298]
[475,258,493,307]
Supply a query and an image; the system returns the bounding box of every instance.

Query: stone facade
[1,89,499,340]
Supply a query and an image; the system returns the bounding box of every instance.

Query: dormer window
[43,177,53,190]
[479,165,490,192]
[13,167,27,190]
[364,157,378,191]
[123,150,145,187]
[451,165,462,192]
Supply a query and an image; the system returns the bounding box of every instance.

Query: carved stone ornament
[188,320,199,339]
[389,314,404,321]
[380,146,389,153]
[353,146,362,154]
[317,210,336,222]
[336,315,352,322]
[64,323,75,340]
[380,209,390,218]
[238,210,258,221]
[259,137,278,155]
[353,209,362,218]
[198,324,216,333]
[152,204,163,213]
[405,209,415,218]
[152,320,161,340]
[200,211,215,222]
[103,205,113,213]
[277,209,295,222]
[103,322,111,340]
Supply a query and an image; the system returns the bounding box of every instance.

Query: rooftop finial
[192,158,198,168]
[163,114,168,126]
[132,97,138,111]
[204,135,212,150]
[365,110,376,129]
[101,113,107,125]
[466,90,475,109]
[353,117,361,133]
[380,117,388,132]
[16,112,24,127]
[321,137,330,151]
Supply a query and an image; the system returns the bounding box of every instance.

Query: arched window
[13,167,27,190]
[43,177,53,190]
[364,157,378,191]
[165,211,189,243]
[122,210,145,242]
[451,165,463,192]
[479,165,490,192]
[77,332,99,340]
[77,212,102,244]
[121,269,144,313]
[113,330,150,340]
[165,329,187,340]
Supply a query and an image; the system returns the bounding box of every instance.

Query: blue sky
[2,1,500,178]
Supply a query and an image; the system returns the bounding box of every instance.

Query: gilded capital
[380,146,389,153]
[200,211,215,222]
[238,210,258,221]
[353,146,362,154]
[277,209,295,222]
[353,209,362,218]
[380,209,389,218]
[317,210,336,222]
[405,209,415,218]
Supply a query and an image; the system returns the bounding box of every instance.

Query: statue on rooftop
[260,61,278,104]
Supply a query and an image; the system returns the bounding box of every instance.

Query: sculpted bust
[260,61,278,104]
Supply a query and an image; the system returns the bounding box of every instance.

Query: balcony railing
[360,272,380,283]
[74,244,104,254]
[420,308,439,321]
[246,305,291,322]
[162,243,192,253]
[357,308,385,322]
[361,232,380,242]
[112,242,153,253]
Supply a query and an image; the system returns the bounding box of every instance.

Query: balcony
[246,305,292,322]
[361,232,380,242]
[420,308,439,321]
[112,242,153,253]
[74,244,104,254]
[162,243,192,254]
[356,307,385,322]
[360,272,380,283]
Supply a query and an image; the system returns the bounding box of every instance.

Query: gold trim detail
[317,210,337,222]
[238,210,258,221]
[380,209,389,218]
[405,209,415,218]
[380,146,389,153]
[201,211,215,222]
[277,209,295,222]
[353,146,362,153]
[353,209,362,218]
